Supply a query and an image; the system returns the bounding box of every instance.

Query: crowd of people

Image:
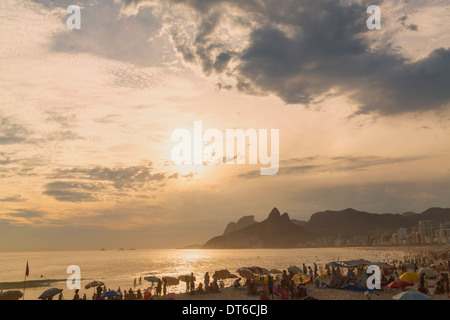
[66,249,449,300]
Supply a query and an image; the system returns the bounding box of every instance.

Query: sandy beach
[173,278,449,301]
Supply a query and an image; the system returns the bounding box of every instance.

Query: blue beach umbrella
[101,290,121,298]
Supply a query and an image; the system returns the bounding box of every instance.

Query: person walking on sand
[156,279,162,296]
[213,273,218,287]
[73,289,80,300]
[268,275,274,300]
[190,273,195,294]
[204,272,210,291]
[163,279,167,297]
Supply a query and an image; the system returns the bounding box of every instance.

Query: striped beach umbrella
[291,273,311,284]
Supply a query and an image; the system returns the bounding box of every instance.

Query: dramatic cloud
[0,114,32,145]
[43,163,174,202]
[43,181,104,202]
[49,163,166,190]
[120,0,450,115]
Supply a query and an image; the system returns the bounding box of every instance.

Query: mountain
[203,208,317,248]
[305,207,450,238]
[291,219,308,228]
[223,215,257,235]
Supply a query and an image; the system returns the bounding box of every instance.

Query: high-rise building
[418,220,434,243]
[398,228,407,241]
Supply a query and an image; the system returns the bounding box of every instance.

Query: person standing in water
[204,272,210,291]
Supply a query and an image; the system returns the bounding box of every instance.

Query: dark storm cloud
[122,0,450,115]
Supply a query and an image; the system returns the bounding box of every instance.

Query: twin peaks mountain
[203,208,316,248]
[202,207,450,249]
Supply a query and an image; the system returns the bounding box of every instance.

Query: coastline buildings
[305,219,450,248]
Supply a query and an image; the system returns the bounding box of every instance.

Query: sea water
[0,247,408,300]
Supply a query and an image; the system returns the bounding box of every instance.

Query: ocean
[0,247,408,300]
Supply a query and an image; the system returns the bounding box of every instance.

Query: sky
[0,0,449,251]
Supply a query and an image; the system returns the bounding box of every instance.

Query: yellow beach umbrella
[399,272,420,282]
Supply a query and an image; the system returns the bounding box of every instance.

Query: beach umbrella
[417,268,438,278]
[248,266,263,274]
[38,288,63,300]
[100,290,122,298]
[269,269,282,274]
[0,290,23,300]
[428,264,444,271]
[178,275,192,282]
[292,273,311,284]
[162,276,179,286]
[259,268,269,275]
[215,269,231,280]
[372,262,395,269]
[227,274,238,279]
[144,276,160,283]
[392,291,431,300]
[387,280,414,289]
[288,265,302,274]
[326,262,339,267]
[85,280,105,289]
[399,272,420,283]
[401,262,415,269]
[238,268,255,280]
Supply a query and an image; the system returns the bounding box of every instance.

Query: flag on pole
[23,260,29,300]
[25,261,29,277]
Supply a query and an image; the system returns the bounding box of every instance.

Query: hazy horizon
[1,0,450,252]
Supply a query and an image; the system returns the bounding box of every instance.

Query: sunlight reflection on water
[0,247,408,299]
